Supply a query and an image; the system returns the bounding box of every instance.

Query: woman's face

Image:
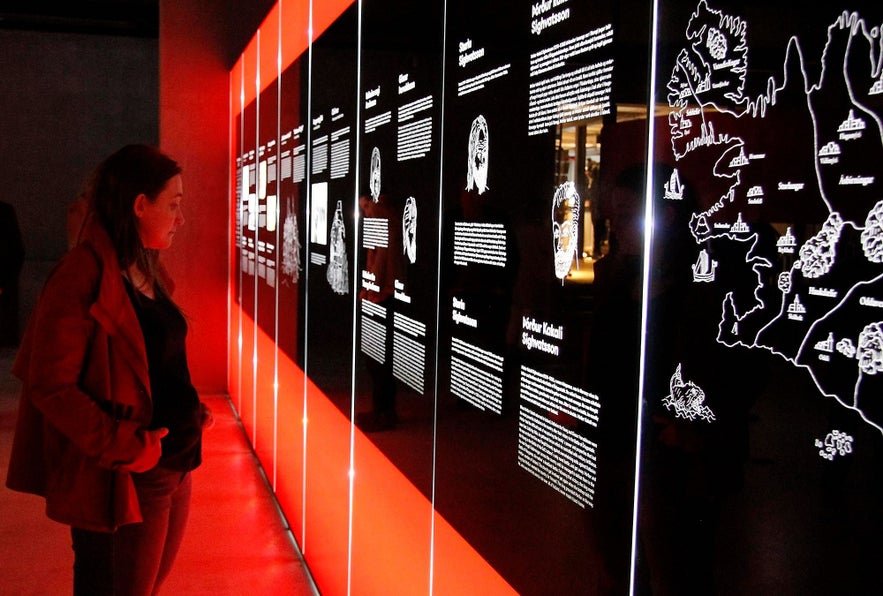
[134,174,185,249]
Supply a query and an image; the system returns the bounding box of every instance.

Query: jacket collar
[80,217,151,393]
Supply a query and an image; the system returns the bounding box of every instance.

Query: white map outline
[667,2,883,434]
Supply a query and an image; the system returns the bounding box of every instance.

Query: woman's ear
[133,193,149,219]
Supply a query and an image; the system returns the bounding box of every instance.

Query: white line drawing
[861,200,883,263]
[466,115,489,195]
[281,195,301,285]
[776,227,796,253]
[664,168,684,200]
[692,248,718,282]
[667,3,883,434]
[814,332,834,353]
[663,364,715,422]
[797,213,843,279]
[857,322,883,375]
[818,141,840,157]
[552,181,581,283]
[729,212,749,234]
[746,185,763,204]
[403,195,417,264]
[836,337,856,359]
[838,109,865,133]
[815,430,854,461]
[787,295,806,315]
[370,146,381,202]
[327,199,349,294]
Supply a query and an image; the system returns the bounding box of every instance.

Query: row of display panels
[229,0,883,593]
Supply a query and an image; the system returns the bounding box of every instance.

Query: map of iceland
[666,1,883,432]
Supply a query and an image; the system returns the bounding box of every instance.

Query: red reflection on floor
[231,312,517,595]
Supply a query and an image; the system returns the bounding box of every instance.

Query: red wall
[158,0,229,392]
[158,0,274,393]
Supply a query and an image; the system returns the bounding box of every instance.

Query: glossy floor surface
[0,346,318,595]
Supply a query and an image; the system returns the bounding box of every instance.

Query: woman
[5,144,211,595]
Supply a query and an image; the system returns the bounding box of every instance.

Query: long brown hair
[85,144,181,296]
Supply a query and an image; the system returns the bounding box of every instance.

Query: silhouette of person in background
[0,200,25,347]
[582,163,655,594]
[356,191,407,432]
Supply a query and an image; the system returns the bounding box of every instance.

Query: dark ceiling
[0,1,159,37]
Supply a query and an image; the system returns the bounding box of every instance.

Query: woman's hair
[84,144,181,293]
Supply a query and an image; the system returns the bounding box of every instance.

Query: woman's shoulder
[41,243,105,299]
[60,242,103,274]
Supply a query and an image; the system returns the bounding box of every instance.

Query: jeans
[71,467,192,596]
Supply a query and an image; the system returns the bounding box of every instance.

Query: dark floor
[0,346,319,595]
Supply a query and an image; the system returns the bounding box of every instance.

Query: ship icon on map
[692,248,718,282]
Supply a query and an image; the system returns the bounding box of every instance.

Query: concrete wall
[0,29,158,338]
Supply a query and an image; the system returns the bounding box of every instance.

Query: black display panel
[432,0,650,593]
[305,4,359,405]
[256,78,280,339]
[642,1,883,593]
[230,0,883,593]
[278,57,309,366]
[237,99,258,316]
[352,0,444,491]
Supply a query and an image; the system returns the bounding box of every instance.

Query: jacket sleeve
[24,247,161,472]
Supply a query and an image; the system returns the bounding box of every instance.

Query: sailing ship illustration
[692,248,717,282]
[664,168,684,201]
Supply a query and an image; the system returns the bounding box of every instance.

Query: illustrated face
[370,147,381,202]
[403,196,417,263]
[135,174,185,250]
[467,115,489,194]
[551,182,580,281]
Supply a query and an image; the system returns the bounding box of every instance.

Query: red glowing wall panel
[158,0,230,393]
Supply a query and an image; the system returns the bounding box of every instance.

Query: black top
[124,277,202,472]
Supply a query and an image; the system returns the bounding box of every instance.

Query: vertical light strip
[631,0,661,592]
[228,68,233,414]
[253,29,261,446]
[302,0,314,554]
[238,61,246,415]
[429,1,450,593]
[347,4,365,592]
[274,0,283,492]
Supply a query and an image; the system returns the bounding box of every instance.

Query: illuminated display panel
[429,1,648,593]
[255,77,279,340]
[276,57,308,366]
[302,3,359,412]
[237,99,258,318]
[642,1,883,593]
[352,0,444,491]
[226,0,883,594]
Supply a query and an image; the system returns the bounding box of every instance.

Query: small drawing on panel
[663,364,715,422]
[466,115,489,195]
[551,181,580,283]
[815,430,854,461]
[403,196,417,264]
[370,146,381,203]
[327,199,349,294]
[281,195,301,285]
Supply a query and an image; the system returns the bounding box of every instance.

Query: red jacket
[5,219,164,532]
